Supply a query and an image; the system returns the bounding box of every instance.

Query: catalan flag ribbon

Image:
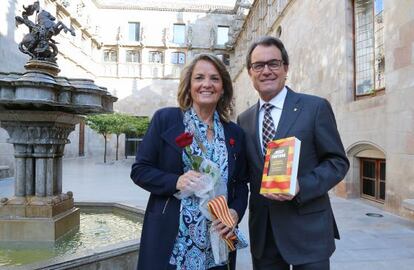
[208,195,248,251]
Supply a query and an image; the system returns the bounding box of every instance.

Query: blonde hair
[177,54,233,122]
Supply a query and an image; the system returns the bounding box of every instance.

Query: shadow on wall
[0,1,31,177]
[115,82,178,117]
[0,126,14,178]
[1,0,29,73]
[6,0,16,40]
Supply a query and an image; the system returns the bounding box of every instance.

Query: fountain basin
[0,202,143,270]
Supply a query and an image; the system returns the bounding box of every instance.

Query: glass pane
[217,26,229,45]
[375,0,383,14]
[170,53,177,64]
[149,52,163,63]
[170,52,185,64]
[104,50,116,62]
[173,24,185,44]
[380,162,386,181]
[178,53,185,64]
[362,160,375,178]
[362,179,375,197]
[128,22,140,41]
[217,54,229,65]
[379,181,385,200]
[126,50,139,62]
[355,0,374,95]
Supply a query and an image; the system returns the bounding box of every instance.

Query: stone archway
[338,141,386,199]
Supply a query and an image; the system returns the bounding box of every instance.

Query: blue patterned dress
[169,108,228,270]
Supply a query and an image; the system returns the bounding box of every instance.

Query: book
[260,136,301,196]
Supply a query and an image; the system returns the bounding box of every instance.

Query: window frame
[170,52,186,65]
[216,54,230,66]
[126,50,140,63]
[216,25,229,46]
[360,158,386,203]
[353,0,385,99]
[128,22,141,42]
[103,49,117,62]
[172,23,186,44]
[148,51,164,64]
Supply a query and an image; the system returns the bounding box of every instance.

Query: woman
[130,54,248,270]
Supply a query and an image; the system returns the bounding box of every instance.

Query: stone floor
[1,157,414,270]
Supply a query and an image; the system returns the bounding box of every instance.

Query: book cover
[260,136,301,196]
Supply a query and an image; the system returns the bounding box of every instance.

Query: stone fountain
[0,1,117,242]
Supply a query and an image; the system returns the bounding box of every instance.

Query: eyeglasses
[250,59,284,72]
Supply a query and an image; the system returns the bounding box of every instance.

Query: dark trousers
[252,220,329,270]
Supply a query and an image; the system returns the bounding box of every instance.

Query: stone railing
[101,63,184,79]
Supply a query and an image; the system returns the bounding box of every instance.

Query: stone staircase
[0,165,10,180]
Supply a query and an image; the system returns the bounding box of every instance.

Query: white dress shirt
[258,86,287,154]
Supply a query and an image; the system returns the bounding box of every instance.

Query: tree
[86,114,116,163]
[109,113,129,161]
[124,116,150,137]
[86,113,150,162]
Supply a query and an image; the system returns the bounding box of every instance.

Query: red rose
[229,138,235,147]
[175,132,194,148]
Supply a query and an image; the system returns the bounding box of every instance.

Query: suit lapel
[244,102,265,167]
[275,88,302,140]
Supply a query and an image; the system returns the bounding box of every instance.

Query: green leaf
[192,156,203,171]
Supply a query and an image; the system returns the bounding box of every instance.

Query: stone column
[14,145,26,197]
[0,112,77,199]
[25,150,35,195]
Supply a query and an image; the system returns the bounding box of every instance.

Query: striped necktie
[262,103,276,155]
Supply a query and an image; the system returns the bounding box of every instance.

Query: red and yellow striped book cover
[260,136,301,195]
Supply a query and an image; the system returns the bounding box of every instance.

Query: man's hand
[262,179,300,201]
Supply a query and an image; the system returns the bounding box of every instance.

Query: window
[360,158,385,202]
[103,49,117,62]
[126,50,140,63]
[128,22,140,42]
[216,54,230,65]
[171,52,185,64]
[173,24,186,44]
[148,51,164,63]
[217,26,229,45]
[354,0,385,96]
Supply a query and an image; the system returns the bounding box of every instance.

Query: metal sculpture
[15,1,75,61]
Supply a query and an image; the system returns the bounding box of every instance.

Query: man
[237,36,349,270]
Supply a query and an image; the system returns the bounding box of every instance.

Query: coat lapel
[223,123,235,178]
[275,88,302,140]
[160,111,185,154]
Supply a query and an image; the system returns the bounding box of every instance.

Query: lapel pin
[294,108,298,112]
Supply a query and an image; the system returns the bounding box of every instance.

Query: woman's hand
[212,208,239,239]
[176,170,202,193]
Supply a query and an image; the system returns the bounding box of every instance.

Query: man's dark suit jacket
[237,88,349,265]
[131,107,249,270]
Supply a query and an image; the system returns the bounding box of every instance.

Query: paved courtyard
[1,157,414,270]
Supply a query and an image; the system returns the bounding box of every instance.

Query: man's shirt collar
[259,86,287,111]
